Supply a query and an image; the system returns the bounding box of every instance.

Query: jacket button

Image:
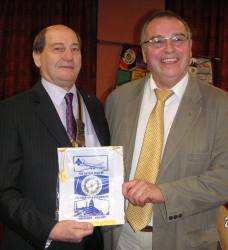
[168,216,173,220]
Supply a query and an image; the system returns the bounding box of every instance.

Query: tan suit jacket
[104,75,228,250]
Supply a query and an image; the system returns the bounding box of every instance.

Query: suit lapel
[159,77,202,177]
[77,89,100,142]
[77,88,110,146]
[122,79,146,179]
[30,82,71,147]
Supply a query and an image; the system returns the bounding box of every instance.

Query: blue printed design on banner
[74,198,110,219]
[74,175,110,219]
[73,155,108,171]
[75,175,109,196]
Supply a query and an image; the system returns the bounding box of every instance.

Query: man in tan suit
[104,10,228,250]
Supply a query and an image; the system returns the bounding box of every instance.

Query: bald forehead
[148,16,185,29]
[46,25,76,37]
[44,25,80,47]
[146,17,189,38]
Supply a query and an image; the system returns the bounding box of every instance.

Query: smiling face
[141,17,192,89]
[33,25,81,91]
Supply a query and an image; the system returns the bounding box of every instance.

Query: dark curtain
[166,0,228,91]
[0,0,98,100]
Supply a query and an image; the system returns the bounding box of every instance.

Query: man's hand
[122,180,165,207]
[49,220,94,243]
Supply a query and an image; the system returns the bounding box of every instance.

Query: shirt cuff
[44,239,52,249]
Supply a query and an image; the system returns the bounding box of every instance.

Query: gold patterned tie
[126,88,173,232]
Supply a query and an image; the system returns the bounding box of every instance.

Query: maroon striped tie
[64,93,76,142]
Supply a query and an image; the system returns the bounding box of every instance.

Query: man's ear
[32,51,41,68]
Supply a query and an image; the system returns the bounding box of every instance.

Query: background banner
[116,45,147,86]
[116,45,213,86]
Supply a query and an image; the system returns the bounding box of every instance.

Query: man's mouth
[161,58,178,63]
[59,65,74,69]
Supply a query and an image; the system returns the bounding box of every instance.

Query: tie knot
[64,93,74,105]
[155,89,173,103]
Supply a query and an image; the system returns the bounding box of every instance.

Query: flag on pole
[116,45,147,86]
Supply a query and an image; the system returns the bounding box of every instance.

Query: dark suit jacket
[105,75,228,250]
[0,81,110,250]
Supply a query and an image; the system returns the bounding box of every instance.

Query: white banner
[57,146,124,226]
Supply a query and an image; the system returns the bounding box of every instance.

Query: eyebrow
[71,43,80,47]
[50,42,80,47]
[149,33,187,38]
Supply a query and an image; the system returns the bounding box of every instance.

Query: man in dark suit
[104,10,228,250]
[0,24,109,250]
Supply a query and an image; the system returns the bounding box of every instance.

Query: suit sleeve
[0,102,56,249]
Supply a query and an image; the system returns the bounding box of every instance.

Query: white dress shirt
[129,73,189,225]
[41,79,100,147]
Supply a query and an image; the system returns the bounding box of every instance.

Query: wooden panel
[98,0,165,44]
[96,0,165,102]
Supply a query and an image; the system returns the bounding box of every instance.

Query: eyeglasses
[142,34,189,48]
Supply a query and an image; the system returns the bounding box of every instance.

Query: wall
[96,0,165,102]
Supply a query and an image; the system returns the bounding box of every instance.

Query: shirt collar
[41,78,77,106]
[148,73,189,101]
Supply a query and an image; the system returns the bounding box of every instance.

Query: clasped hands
[122,180,165,207]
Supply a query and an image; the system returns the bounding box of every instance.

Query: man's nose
[62,48,74,60]
[163,40,175,51]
